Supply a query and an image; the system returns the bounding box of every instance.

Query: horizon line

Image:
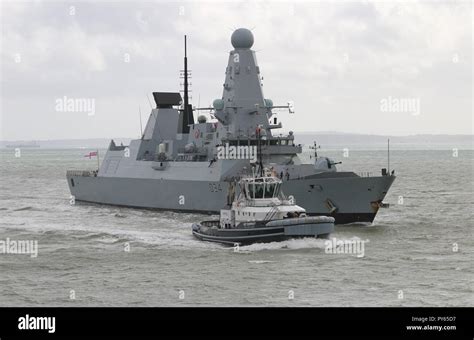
[1,131,473,142]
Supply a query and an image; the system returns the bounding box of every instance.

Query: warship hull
[67,173,395,224]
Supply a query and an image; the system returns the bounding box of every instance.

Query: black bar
[0,307,472,338]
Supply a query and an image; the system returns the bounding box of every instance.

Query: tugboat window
[265,183,275,198]
[254,184,264,199]
[248,184,255,199]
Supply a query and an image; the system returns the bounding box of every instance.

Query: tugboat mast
[257,126,264,177]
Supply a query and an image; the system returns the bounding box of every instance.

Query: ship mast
[181,35,194,133]
[178,35,194,133]
[184,35,189,121]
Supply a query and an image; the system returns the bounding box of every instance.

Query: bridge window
[264,183,275,198]
[247,184,254,199]
[274,183,281,197]
[254,184,264,199]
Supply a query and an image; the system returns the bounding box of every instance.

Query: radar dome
[213,99,224,110]
[231,28,254,49]
[264,99,273,108]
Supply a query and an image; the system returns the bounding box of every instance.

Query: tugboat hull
[192,216,334,246]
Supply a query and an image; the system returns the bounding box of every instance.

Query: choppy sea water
[0,148,472,306]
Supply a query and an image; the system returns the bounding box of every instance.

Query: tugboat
[192,172,335,246]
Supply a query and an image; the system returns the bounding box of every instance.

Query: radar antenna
[310,141,321,159]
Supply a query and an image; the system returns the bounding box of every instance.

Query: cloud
[1,0,472,140]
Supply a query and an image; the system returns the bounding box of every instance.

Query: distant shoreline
[1,133,472,151]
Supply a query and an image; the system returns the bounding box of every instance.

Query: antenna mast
[387,138,390,174]
[184,35,189,119]
[257,127,264,177]
[138,106,143,138]
[179,35,194,133]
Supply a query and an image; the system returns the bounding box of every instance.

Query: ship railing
[174,154,208,162]
[357,172,373,177]
[242,198,291,207]
[263,205,279,221]
[176,147,208,155]
[66,170,96,177]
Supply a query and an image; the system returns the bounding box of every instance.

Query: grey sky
[1,0,472,140]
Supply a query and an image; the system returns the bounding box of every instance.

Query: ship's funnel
[152,92,182,108]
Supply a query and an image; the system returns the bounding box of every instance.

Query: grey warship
[67,28,395,224]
